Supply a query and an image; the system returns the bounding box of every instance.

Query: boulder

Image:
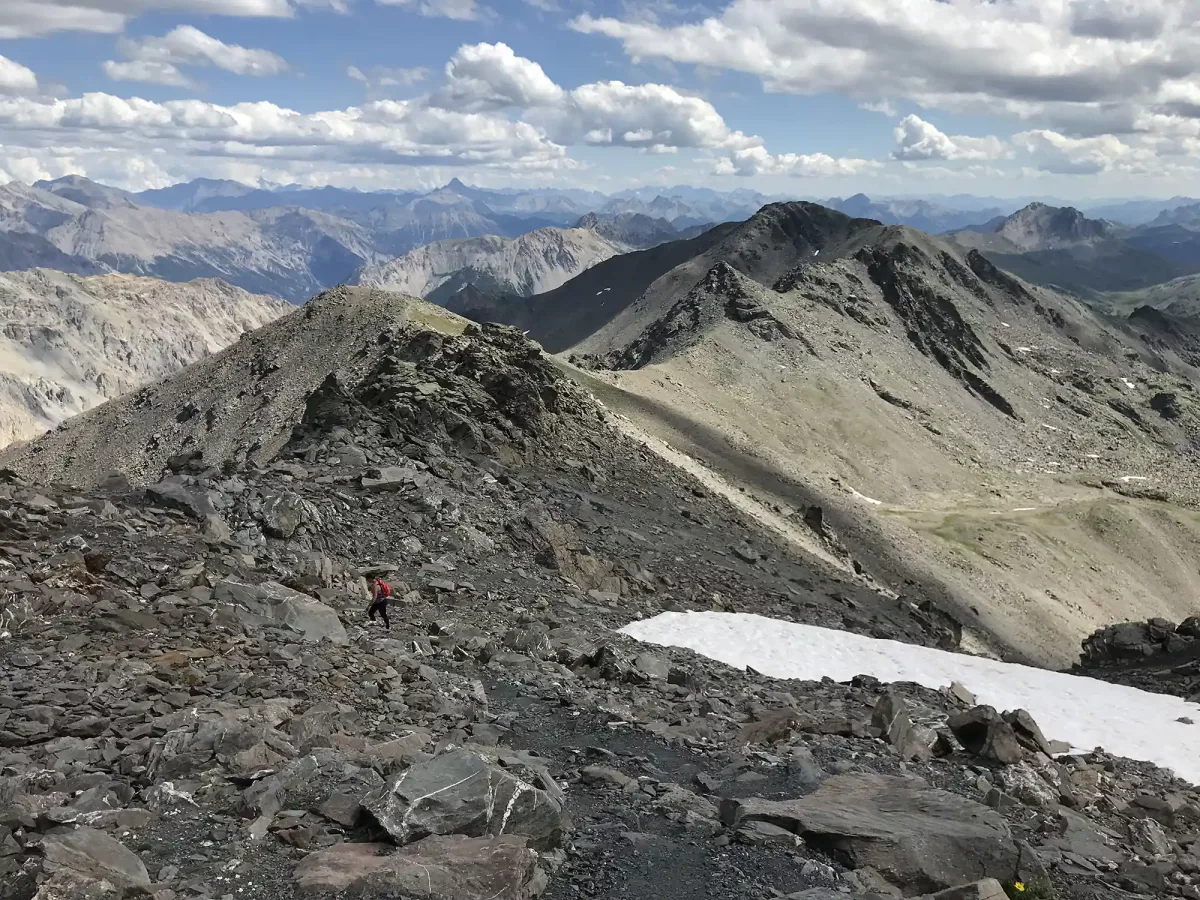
[720,774,1018,896]
[872,692,935,760]
[145,479,215,520]
[215,579,347,645]
[948,706,1025,766]
[996,764,1058,809]
[362,749,566,851]
[40,827,150,892]
[1002,709,1054,757]
[261,492,318,538]
[294,835,546,899]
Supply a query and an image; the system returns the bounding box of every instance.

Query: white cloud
[1013,129,1157,174]
[715,145,878,177]
[0,39,883,189]
[426,42,878,176]
[860,100,897,117]
[107,26,289,84]
[0,92,568,174]
[377,0,485,20]
[0,55,39,96]
[572,0,1200,149]
[103,60,197,89]
[431,42,565,111]
[892,115,1007,162]
[347,65,429,89]
[0,0,324,38]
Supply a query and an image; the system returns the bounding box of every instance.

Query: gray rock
[215,579,347,645]
[1044,810,1126,864]
[363,749,566,851]
[361,466,428,492]
[1130,816,1172,856]
[872,692,935,760]
[261,492,316,538]
[920,880,1007,900]
[997,764,1058,808]
[1002,709,1054,757]
[947,682,977,707]
[948,706,1025,766]
[294,835,545,899]
[632,652,669,682]
[41,826,151,892]
[720,773,1018,895]
[318,792,363,828]
[146,479,215,520]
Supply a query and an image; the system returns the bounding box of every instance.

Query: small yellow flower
[1013,884,1026,893]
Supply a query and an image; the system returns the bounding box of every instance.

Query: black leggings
[367,597,390,628]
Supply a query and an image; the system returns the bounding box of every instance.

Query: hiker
[367,577,392,629]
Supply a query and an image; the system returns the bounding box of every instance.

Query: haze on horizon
[0,0,1197,201]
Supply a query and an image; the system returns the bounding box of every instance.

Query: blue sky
[0,0,1198,199]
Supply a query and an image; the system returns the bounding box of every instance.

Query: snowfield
[621,611,1200,785]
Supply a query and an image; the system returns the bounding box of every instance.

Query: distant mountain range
[2,175,1200,305]
[821,193,1013,234]
[946,202,1200,296]
[0,176,773,302]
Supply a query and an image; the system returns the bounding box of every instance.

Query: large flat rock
[721,773,1018,896]
[215,579,348,645]
[294,835,546,899]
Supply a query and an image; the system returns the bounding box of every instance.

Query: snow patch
[847,486,883,506]
[620,611,1200,785]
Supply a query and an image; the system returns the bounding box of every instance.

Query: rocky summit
[1,286,1199,900]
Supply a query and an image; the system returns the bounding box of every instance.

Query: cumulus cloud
[431,42,565,112]
[892,115,1007,161]
[0,39,877,187]
[0,92,569,175]
[0,55,39,95]
[104,26,288,87]
[572,0,1200,148]
[428,41,811,169]
[1012,129,1157,174]
[715,146,878,177]
[377,0,485,20]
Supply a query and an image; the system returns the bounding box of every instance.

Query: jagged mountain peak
[996,202,1116,251]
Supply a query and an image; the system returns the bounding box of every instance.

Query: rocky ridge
[0,290,1197,900]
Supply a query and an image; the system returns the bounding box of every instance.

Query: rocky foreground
[1,297,1198,900]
